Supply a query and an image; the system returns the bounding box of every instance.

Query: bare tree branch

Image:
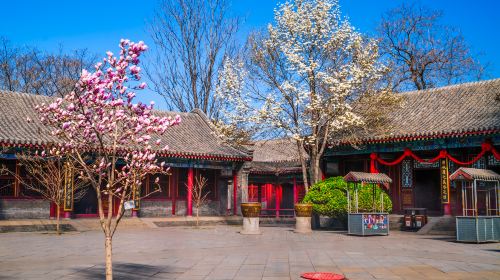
[377,2,488,91]
[145,0,240,119]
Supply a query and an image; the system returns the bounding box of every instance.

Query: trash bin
[404,215,412,228]
[403,208,427,230]
[415,215,426,228]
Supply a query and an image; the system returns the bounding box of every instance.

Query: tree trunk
[105,235,113,280]
[196,206,199,228]
[56,204,61,235]
[309,154,322,185]
[296,140,309,192]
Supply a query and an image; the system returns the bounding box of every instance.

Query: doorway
[74,186,97,216]
[414,169,441,214]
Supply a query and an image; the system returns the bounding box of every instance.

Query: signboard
[440,158,450,203]
[63,163,74,211]
[414,160,440,169]
[362,214,388,234]
[124,200,136,210]
[132,181,141,210]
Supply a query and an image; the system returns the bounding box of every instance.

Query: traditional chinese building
[246,139,306,217]
[324,79,500,216]
[1,79,499,220]
[0,91,252,219]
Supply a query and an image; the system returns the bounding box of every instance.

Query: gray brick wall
[0,199,50,219]
[139,200,174,217]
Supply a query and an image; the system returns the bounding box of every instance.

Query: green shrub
[303,176,392,220]
[303,177,348,219]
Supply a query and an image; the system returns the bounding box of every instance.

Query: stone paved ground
[0,225,499,280]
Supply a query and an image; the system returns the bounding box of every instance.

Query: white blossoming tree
[216,0,397,190]
[36,39,180,279]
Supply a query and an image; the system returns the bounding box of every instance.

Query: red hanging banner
[370,141,499,173]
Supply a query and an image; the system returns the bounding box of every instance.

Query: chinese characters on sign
[133,182,141,210]
[63,163,74,211]
[440,158,449,203]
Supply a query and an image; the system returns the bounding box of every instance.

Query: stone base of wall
[137,199,223,217]
[0,198,227,219]
[0,224,76,233]
[139,200,173,217]
[0,199,50,219]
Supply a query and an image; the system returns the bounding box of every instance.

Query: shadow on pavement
[419,235,457,242]
[72,262,167,279]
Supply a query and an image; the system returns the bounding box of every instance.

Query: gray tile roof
[449,167,500,181]
[248,139,305,174]
[250,139,306,162]
[353,78,500,143]
[0,91,251,161]
[344,172,393,184]
[250,79,500,169]
[250,161,302,174]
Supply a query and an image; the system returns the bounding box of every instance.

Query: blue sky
[1,0,499,108]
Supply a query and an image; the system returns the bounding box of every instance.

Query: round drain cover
[301,272,345,280]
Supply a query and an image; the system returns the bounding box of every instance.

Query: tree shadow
[419,235,457,242]
[72,262,168,279]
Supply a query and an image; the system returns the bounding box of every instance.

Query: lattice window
[401,159,412,188]
[471,157,486,169]
[487,155,500,166]
[448,160,457,188]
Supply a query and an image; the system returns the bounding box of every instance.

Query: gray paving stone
[0,225,499,280]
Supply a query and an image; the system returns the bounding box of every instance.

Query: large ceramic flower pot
[240,202,261,235]
[241,202,261,217]
[294,203,313,217]
[294,203,313,233]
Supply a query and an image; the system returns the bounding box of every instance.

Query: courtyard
[0,225,499,280]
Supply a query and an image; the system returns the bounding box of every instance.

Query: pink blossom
[36,39,180,216]
[62,122,71,130]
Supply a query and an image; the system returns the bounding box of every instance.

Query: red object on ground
[301,272,345,280]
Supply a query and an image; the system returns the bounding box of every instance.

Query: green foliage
[355,184,392,213]
[303,176,392,220]
[303,177,348,219]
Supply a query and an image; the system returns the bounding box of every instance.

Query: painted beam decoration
[63,163,74,211]
[440,158,450,203]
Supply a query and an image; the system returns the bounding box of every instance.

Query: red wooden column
[443,204,452,216]
[293,177,298,204]
[233,172,238,215]
[187,167,193,216]
[276,185,281,218]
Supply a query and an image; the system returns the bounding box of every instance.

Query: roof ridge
[399,78,500,96]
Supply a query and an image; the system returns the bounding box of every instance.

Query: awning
[344,171,392,184]
[449,167,500,181]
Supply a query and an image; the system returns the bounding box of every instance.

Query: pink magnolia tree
[36,39,180,279]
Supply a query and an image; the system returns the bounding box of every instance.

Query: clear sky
[1,0,499,108]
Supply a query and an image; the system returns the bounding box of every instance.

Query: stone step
[417,216,457,235]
